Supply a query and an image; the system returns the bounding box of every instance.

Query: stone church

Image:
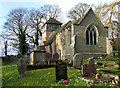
[40,8,112,68]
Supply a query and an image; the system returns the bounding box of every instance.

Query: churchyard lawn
[2,56,120,87]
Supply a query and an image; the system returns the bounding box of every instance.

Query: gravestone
[88,57,95,64]
[17,58,27,78]
[46,53,52,60]
[73,53,83,68]
[82,64,96,77]
[55,63,67,82]
[53,53,59,59]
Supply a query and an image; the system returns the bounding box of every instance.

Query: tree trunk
[35,30,39,46]
[19,33,27,55]
[4,41,7,56]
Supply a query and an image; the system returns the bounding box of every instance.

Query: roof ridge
[73,7,92,25]
[45,18,62,24]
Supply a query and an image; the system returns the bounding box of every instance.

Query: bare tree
[94,1,120,56]
[67,3,90,21]
[27,5,62,47]
[41,4,62,21]
[94,1,119,25]
[3,8,29,55]
[28,9,45,46]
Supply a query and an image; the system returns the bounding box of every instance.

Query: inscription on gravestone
[55,63,67,82]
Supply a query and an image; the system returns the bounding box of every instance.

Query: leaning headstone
[17,58,27,78]
[53,53,59,59]
[88,57,95,64]
[82,64,96,77]
[55,62,67,82]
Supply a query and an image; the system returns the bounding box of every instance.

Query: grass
[2,61,89,86]
[2,56,120,87]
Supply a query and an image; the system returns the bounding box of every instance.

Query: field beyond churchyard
[2,56,120,87]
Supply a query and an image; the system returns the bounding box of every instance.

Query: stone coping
[77,53,107,55]
[30,50,47,53]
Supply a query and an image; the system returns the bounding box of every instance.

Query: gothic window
[86,28,89,45]
[86,25,97,45]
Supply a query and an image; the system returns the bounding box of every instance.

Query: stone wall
[56,29,72,61]
[71,9,107,57]
[41,31,52,45]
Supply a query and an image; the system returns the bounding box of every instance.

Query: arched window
[86,25,97,45]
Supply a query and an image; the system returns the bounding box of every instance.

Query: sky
[0,0,116,56]
[0,0,115,32]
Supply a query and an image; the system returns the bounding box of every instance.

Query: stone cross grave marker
[17,58,27,78]
[55,62,67,82]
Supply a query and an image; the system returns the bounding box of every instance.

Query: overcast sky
[0,0,116,56]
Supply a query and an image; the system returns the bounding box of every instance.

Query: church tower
[41,18,62,45]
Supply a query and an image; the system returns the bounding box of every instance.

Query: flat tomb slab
[75,75,113,84]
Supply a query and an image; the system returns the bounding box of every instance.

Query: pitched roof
[72,7,93,25]
[44,7,101,46]
[45,21,72,46]
[45,18,62,24]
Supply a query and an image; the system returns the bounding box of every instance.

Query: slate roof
[45,18,62,24]
[45,21,72,46]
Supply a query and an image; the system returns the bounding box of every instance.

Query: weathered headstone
[53,53,59,59]
[55,63,67,82]
[17,58,27,78]
[46,53,52,60]
[88,57,95,64]
[82,64,96,77]
[73,53,83,68]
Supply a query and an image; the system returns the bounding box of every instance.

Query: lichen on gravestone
[17,58,27,78]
